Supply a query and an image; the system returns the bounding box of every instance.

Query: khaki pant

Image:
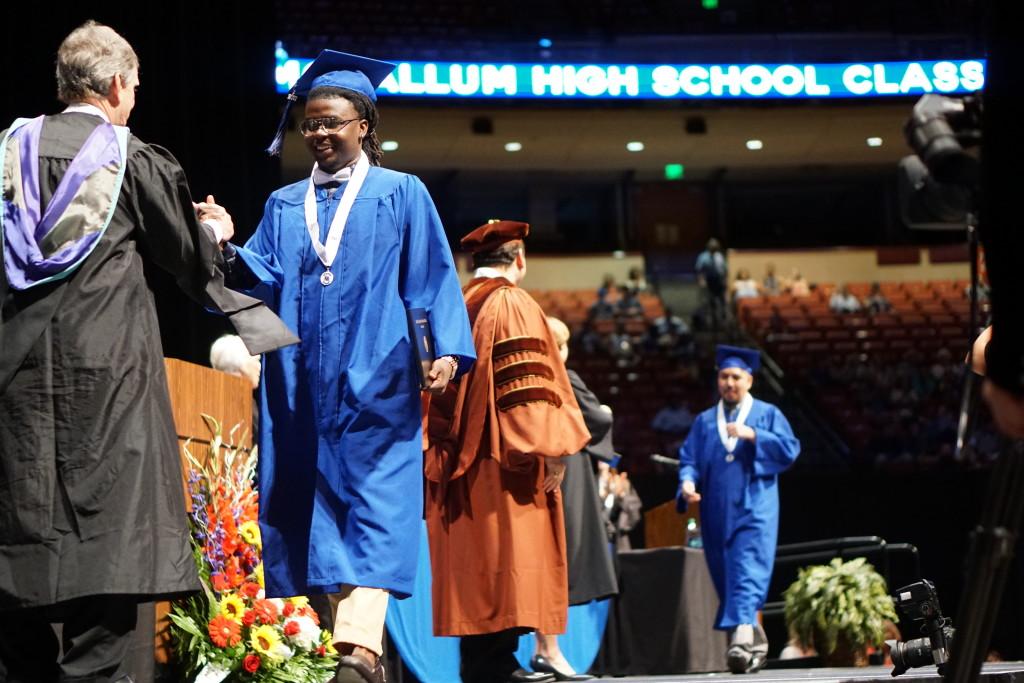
[319,585,390,656]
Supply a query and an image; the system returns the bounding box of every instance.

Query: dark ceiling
[274,0,984,62]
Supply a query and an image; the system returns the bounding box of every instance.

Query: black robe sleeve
[125,141,298,354]
[568,369,617,464]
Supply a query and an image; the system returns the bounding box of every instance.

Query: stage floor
[594,662,1024,682]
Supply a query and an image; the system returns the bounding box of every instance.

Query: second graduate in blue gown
[676,346,800,630]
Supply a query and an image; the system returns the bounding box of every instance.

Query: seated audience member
[650,306,688,337]
[650,393,695,437]
[762,263,781,296]
[616,285,643,317]
[864,282,892,314]
[626,266,648,295]
[732,268,761,301]
[788,270,810,297]
[210,334,262,389]
[648,307,694,358]
[588,291,615,320]
[829,284,862,314]
[597,273,617,301]
[577,319,603,355]
[607,321,638,363]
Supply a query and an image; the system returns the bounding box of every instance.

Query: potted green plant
[783,557,898,667]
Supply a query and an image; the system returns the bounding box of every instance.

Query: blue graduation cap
[267,49,396,155]
[715,344,760,374]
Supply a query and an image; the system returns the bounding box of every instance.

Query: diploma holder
[406,308,436,389]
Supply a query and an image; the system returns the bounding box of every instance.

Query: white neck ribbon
[303,152,369,271]
[717,392,753,454]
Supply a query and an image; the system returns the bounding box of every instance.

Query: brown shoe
[331,653,387,683]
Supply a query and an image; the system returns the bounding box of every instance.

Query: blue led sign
[276,55,985,100]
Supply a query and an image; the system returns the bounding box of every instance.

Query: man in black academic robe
[0,21,295,683]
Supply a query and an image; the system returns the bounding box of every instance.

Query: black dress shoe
[507,667,555,683]
[332,653,387,683]
[530,655,594,681]
[727,644,753,674]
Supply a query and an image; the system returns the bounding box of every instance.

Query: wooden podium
[153,358,255,662]
[164,357,254,483]
[644,499,701,549]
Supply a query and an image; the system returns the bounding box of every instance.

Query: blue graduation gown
[676,397,800,629]
[231,167,475,599]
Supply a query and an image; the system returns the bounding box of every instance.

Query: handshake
[193,194,235,247]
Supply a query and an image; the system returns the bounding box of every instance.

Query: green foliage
[783,557,898,657]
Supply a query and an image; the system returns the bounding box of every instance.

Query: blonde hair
[546,316,570,348]
[56,20,139,104]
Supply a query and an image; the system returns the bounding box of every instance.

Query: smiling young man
[219,51,474,683]
[676,345,800,674]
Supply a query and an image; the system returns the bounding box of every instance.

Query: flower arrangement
[169,416,338,682]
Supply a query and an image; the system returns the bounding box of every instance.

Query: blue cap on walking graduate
[716,345,761,374]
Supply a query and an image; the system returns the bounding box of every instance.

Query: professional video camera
[898,94,982,230]
[886,580,955,677]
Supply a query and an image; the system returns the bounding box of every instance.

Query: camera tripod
[944,439,1024,683]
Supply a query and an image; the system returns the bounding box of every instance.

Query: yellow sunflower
[218,594,246,623]
[250,624,284,660]
[288,596,310,609]
[239,520,262,547]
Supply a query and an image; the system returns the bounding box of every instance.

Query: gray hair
[56,20,139,104]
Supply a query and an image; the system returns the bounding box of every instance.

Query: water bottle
[685,517,703,548]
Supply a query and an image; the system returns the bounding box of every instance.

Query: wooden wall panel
[155,359,255,664]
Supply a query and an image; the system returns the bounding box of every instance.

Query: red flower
[252,598,279,624]
[283,620,301,636]
[242,609,257,627]
[282,602,295,617]
[316,645,327,657]
[211,573,230,592]
[241,582,261,599]
[243,653,261,673]
[208,615,241,648]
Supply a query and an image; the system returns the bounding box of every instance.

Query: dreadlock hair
[307,85,383,166]
[471,241,524,270]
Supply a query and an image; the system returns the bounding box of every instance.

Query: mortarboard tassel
[265,92,298,156]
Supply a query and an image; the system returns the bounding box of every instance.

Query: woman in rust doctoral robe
[425,275,591,637]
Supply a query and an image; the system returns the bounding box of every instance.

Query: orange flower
[241,582,261,599]
[211,573,230,592]
[208,614,241,648]
[252,598,279,625]
[242,609,257,627]
[282,602,295,617]
[223,556,245,588]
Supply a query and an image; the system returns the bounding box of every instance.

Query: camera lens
[888,637,935,676]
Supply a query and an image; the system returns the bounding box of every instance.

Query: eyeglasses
[299,117,359,136]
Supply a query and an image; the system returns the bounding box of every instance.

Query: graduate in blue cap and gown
[219,50,475,683]
[676,345,800,674]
